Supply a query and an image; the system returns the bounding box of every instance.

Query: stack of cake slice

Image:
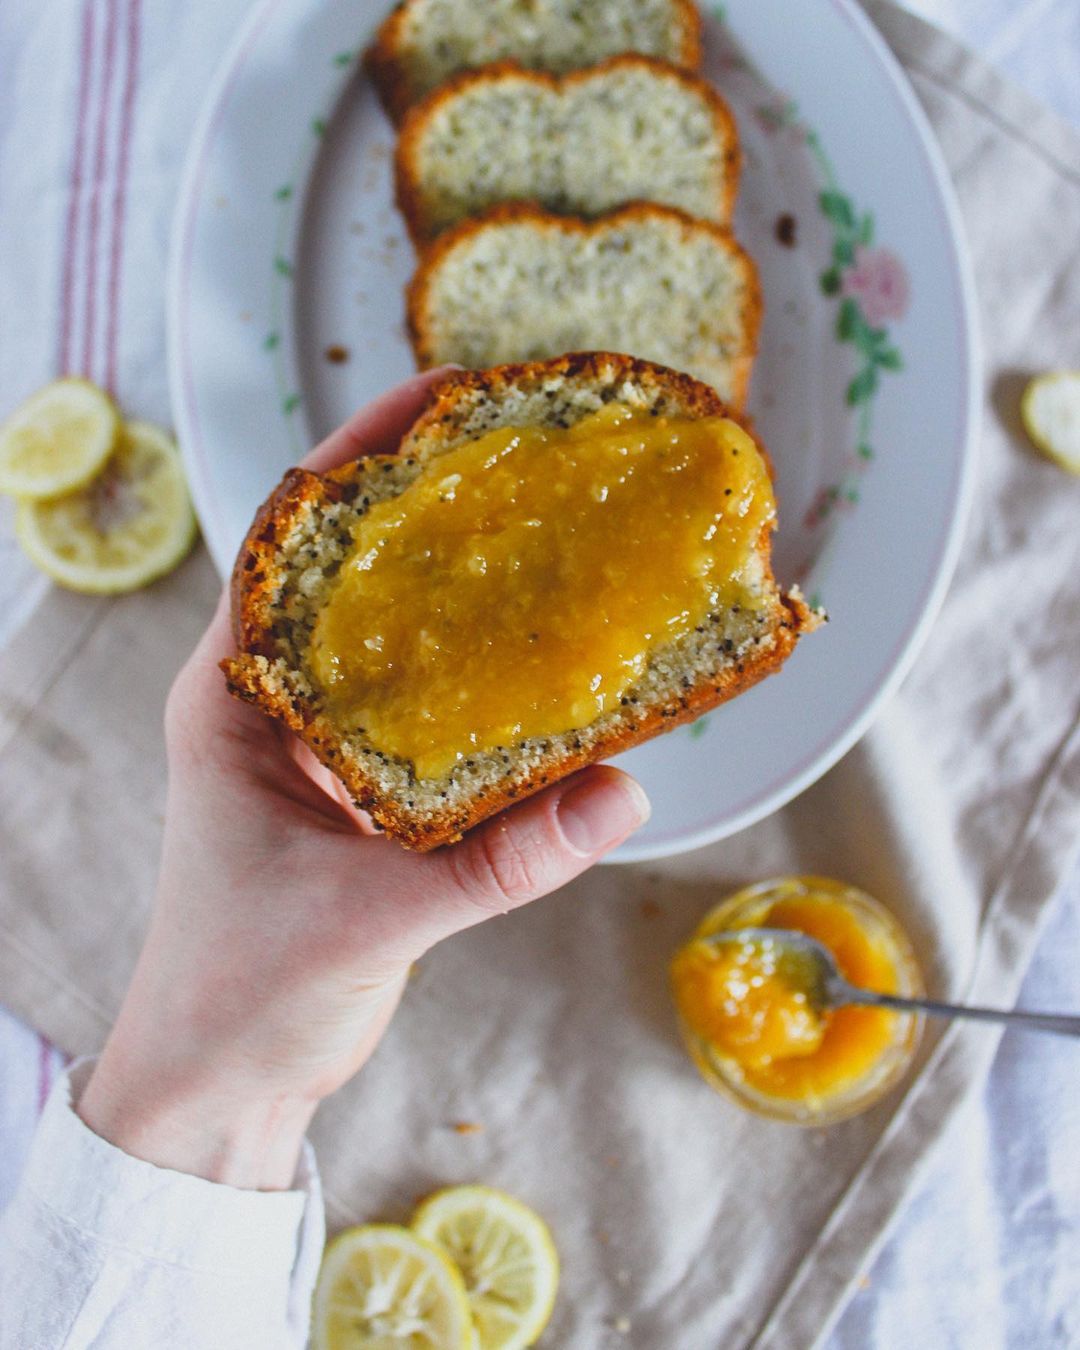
[368,0,760,406]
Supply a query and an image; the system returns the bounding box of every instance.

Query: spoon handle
[840,988,1080,1038]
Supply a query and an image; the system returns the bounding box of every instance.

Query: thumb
[398,766,650,950]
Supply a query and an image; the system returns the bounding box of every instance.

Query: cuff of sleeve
[20,1059,324,1283]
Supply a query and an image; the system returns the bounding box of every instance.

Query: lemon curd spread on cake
[307,404,774,780]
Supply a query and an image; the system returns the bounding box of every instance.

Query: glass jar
[670,875,924,1125]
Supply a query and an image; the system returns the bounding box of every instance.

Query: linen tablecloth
[1,2,1079,1345]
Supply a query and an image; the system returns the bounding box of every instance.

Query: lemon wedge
[312,1224,477,1350]
[0,378,120,499]
[15,420,197,594]
[413,1186,559,1350]
[1021,371,1080,475]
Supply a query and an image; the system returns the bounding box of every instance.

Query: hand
[78,371,650,1189]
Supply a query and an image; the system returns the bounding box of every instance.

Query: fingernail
[556,774,651,856]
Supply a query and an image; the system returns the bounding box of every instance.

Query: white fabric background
[0,2,1077,1346]
[830,4,1080,1341]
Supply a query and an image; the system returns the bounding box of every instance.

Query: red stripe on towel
[80,0,120,380]
[58,0,97,374]
[105,0,142,396]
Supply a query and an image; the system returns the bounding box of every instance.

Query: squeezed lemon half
[0,377,120,499]
[413,1186,559,1350]
[1021,371,1080,475]
[15,419,197,594]
[312,1223,477,1350]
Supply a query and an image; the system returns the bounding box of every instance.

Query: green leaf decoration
[689,717,710,740]
[274,184,293,201]
[263,332,281,351]
[837,297,860,340]
[274,256,293,277]
[833,237,855,267]
[711,2,727,19]
[809,591,823,612]
[819,190,855,229]
[283,393,302,415]
[800,157,901,506]
[846,367,879,406]
[333,50,355,66]
[312,117,327,137]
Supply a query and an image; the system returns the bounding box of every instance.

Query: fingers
[191,581,234,667]
[301,365,460,474]
[372,767,651,956]
[285,738,381,834]
[165,584,264,742]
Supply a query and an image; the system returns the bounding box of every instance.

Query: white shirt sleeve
[0,1060,325,1350]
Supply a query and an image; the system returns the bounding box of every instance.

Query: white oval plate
[168,0,978,863]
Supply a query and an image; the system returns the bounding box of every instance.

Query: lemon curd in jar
[307,405,775,779]
[670,877,923,1124]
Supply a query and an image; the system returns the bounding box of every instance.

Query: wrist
[78,1040,317,1191]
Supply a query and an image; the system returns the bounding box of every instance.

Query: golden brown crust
[223,353,815,851]
[672,0,703,70]
[404,348,735,440]
[366,0,704,124]
[229,468,327,654]
[364,4,413,125]
[394,54,740,246]
[404,202,763,409]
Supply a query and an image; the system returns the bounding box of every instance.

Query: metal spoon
[703,928,1080,1039]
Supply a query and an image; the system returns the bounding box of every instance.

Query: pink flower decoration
[841,247,910,327]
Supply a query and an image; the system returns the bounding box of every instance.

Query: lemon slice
[312,1224,476,1350]
[15,420,197,594]
[1021,371,1080,475]
[0,378,120,499]
[413,1186,559,1350]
